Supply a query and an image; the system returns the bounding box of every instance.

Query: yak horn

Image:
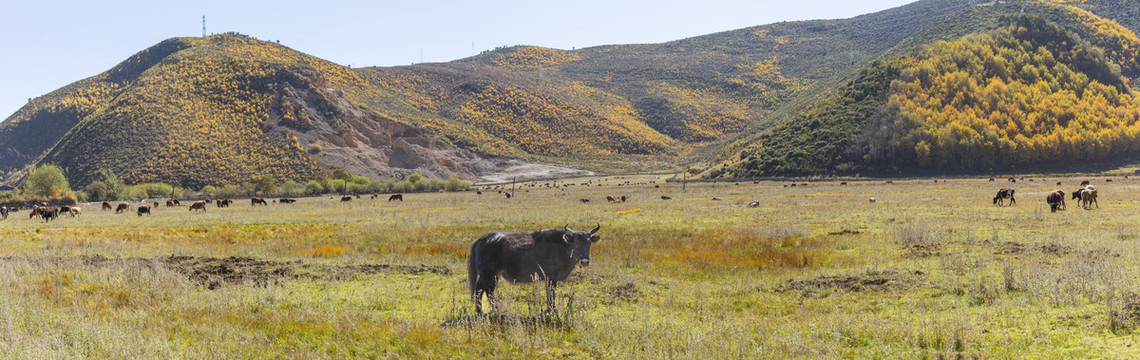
[564,224,571,232]
[589,223,600,235]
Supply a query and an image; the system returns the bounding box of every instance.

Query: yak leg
[472,273,497,315]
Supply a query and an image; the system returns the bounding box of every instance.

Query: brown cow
[115,203,130,213]
[620,195,627,203]
[388,194,403,202]
[189,201,207,212]
[341,196,352,202]
[606,195,617,203]
[166,200,176,207]
[40,208,58,222]
[251,197,268,206]
[137,205,151,216]
[69,207,81,217]
[1081,189,1099,209]
[1046,190,1065,212]
[102,201,112,211]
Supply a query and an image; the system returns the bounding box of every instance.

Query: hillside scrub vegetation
[719,9,1140,177]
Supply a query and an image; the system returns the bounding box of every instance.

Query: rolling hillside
[711,0,1140,178]
[7,0,1140,188]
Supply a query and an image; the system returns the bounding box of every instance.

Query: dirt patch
[990,241,1074,257]
[904,243,942,258]
[77,255,450,290]
[605,282,642,304]
[777,270,922,298]
[827,229,863,236]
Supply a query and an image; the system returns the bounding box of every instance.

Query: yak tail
[467,236,484,296]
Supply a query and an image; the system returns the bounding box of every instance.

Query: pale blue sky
[0,0,914,120]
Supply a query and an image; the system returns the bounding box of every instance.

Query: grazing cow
[993,188,1016,206]
[217,199,232,208]
[505,193,512,199]
[840,182,848,186]
[468,224,601,314]
[115,203,130,213]
[173,199,181,206]
[1081,189,1099,209]
[1046,190,1065,212]
[388,194,403,202]
[885,181,893,184]
[869,198,876,203]
[476,191,482,195]
[166,200,176,207]
[661,196,672,200]
[278,198,297,204]
[1057,182,1062,186]
[41,208,58,222]
[1107,179,1114,183]
[0,206,7,220]
[102,202,112,211]
[620,195,627,203]
[988,178,995,182]
[747,201,760,208]
[59,205,71,214]
[137,205,151,216]
[580,199,590,203]
[69,207,81,217]
[606,195,617,203]
[341,196,352,202]
[711,197,721,201]
[189,201,207,212]
[28,207,41,219]
[251,197,268,206]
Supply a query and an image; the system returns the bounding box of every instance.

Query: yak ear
[562,233,573,243]
[590,235,601,243]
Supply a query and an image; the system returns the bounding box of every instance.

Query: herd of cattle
[994,180,1101,212]
[1,193,409,222]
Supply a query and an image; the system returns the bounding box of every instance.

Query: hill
[10,0,1140,187]
[710,0,1140,178]
[0,35,505,188]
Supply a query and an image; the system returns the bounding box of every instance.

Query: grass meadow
[0,174,1138,358]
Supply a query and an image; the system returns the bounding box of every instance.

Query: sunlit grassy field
[1,174,1139,358]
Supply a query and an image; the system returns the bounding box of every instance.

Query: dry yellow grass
[0,174,1136,358]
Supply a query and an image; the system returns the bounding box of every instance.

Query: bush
[280,180,304,196]
[21,164,70,196]
[327,179,346,194]
[346,182,369,194]
[304,180,324,195]
[256,175,277,195]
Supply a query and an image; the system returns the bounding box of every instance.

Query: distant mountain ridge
[6,0,1140,187]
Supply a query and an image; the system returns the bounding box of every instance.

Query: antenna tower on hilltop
[202,16,206,37]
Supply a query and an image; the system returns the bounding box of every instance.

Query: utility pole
[202,16,206,38]
[683,170,687,192]
[511,177,516,198]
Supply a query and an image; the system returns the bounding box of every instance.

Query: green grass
[0,175,1139,358]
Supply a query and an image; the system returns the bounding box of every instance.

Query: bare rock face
[282,86,501,181]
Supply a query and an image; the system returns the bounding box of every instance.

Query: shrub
[21,164,70,196]
[304,180,324,195]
